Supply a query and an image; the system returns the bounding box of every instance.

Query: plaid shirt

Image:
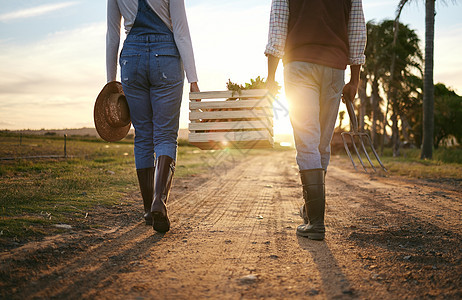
[265,0,366,65]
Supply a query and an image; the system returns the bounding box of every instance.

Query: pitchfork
[341,93,387,173]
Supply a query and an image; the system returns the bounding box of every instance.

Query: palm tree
[362,20,422,156]
[361,21,387,147]
[421,0,435,159]
[397,0,441,159]
[383,20,422,156]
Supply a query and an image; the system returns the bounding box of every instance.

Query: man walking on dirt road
[265,0,366,240]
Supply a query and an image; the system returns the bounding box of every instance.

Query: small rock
[81,192,87,196]
[54,224,72,229]
[239,274,258,284]
[269,255,279,259]
[342,289,354,295]
[306,289,320,296]
[106,170,115,175]
[225,240,232,244]
[403,255,412,261]
[256,215,264,219]
[264,185,273,188]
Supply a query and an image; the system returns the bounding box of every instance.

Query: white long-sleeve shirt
[106,0,198,83]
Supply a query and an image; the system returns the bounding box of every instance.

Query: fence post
[64,134,67,158]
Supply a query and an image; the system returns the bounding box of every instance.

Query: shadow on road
[297,236,355,298]
[24,225,166,299]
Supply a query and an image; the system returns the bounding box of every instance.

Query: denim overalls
[120,0,184,169]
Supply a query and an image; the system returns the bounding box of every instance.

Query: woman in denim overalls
[106,0,199,233]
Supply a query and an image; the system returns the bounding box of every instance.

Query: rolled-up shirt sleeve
[348,0,367,65]
[170,0,198,83]
[265,0,289,59]
[106,0,122,82]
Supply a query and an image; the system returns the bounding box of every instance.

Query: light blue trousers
[284,61,345,171]
[120,35,184,169]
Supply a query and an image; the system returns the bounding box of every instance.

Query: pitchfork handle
[343,93,358,133]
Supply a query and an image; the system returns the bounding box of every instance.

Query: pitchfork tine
[349,134,369,173]
[341,93,387,173]
[359,134,377,172]
[341,133,358,171]
[364,134,388,172]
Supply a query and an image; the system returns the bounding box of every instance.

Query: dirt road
[1,150,461,299]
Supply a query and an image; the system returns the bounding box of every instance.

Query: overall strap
[129,0,173,37]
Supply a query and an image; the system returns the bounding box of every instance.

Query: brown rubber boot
[151,155,175,233]
[136,167,155,225]
[296,169,326,240]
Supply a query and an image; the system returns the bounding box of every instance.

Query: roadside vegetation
[0,132,460,246]
[376,147,461,180]
[0,133,203,244]
[0,132,289,245]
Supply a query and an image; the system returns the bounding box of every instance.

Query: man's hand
[342,65,361,102]
[266,54,280,96]
[342,81,359,103]
[266,78,279,96]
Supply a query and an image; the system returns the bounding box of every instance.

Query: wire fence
[0,134,70,161]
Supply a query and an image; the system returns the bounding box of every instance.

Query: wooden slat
[189,130,272,142]
[188,89,275,149]
[189,109,273,121]
[189,139,273,150]
[188,119,273,133]
[189,98,272,110]
[189,89,269,100]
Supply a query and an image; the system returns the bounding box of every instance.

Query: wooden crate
[188,89,274,150]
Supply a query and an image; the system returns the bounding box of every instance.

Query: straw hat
[94,81,131,142]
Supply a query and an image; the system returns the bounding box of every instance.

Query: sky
[0,0,461,134]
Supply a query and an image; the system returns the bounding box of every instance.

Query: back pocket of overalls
[154,50,183,85]
[120,54,141,85]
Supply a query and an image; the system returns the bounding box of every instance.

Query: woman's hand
[190,82,201,102]
[190,82,200,93]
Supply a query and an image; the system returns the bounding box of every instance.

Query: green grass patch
[379,147,462,179]
[337,146,462,180]
[0,134,289,244]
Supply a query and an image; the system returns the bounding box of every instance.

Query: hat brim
[94,81,131,142]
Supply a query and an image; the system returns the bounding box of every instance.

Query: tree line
[355,19,462,157]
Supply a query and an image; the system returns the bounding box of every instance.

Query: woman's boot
[151,155,175,233]
[136,167,155,225]
[296,169,325,240]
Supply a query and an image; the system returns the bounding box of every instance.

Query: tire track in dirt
[324,161,462,298]
[328,165,462,235]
